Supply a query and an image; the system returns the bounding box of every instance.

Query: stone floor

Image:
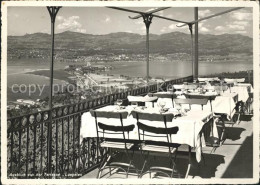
[80,114,253,179]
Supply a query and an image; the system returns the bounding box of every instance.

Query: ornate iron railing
[7,75,193,179]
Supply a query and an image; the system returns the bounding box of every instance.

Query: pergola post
[194,7,199,80]
[188,24,194,79]
[142,14,153,83]
[46,6,61,175]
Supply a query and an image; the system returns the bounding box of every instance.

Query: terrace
[6,5,255,181]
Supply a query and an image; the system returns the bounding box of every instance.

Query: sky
[7,6,253,37]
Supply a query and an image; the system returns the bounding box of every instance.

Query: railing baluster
[40,122,43,176]
[18,122,22,176]
[72,114,75,170]
[67,116,70,176]
[78,113,81,174]
[10,131,14,174]
[61,118,64,176]
[56,119,58,174]
[33,124,37,177]
[26,126,29,178]
[88,138,90,169]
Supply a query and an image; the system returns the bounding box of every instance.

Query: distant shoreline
[8,68,49,75]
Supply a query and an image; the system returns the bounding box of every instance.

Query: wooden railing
[7,75,193,179]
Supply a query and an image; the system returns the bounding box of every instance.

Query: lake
[7,59,253,80]
[6,59,253,101]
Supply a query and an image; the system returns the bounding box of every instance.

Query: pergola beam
[129,7,170,19]
[177,7,244,27]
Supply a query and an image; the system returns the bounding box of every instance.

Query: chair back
[198,77,219,82]
[150,93,177,108]
[90,110,134,144]
[132,110,174,122]
[173,84,184,90]
[184,94,216,101]
[173,98,208,110]
[152,93,177,99]
[132,111,178,150]
[184,84,198,91]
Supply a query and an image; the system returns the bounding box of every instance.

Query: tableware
[159,100,166,111]
[131,102,138,109]
[116,99,123,106]
[115,99,123,110]
[175,104,181,113]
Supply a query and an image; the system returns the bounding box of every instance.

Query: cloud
[158,10,164,16]
[228,24,245,31]
[169,24,177,30]
[200,27,209,32]
[230,12,252,21]
[198,9,212,17]
[233,21,248,26]
[160,27,167,33]
[104,15,111,23]
[57,16,86,33]
[167,14,173,18]
[135,19,143,25]
[235,30,247,34]
[215,26,225,31]
[56,16,64,21]
[141,25,146,30]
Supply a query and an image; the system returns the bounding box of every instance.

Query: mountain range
[7,31,253,58]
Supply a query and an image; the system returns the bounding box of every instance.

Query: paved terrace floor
[80,114,253,179]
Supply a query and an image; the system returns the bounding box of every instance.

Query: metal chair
[149,93,177,108]
[184,94,216,111]
[173,98,208,111]
[132,111,181,178]
[90,110,138,178]
[127,95,158,107]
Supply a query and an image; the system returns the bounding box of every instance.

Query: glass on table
[115,99,123,110]
[131,102,138,109]
[158,101,166,113]
[175,104,181,112]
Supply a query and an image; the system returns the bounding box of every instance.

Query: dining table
[80,104,217,162]
[234,83,254,93]
[229,86,249,102]
[151,87,238,122]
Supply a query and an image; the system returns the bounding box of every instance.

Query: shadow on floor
[98,150,225,179]
[239,114,253,122]
[221,134,253,178]
[225,127,246,141]
[185,152,225,178]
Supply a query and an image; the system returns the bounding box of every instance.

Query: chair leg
[236,113,241,125]
[185,164,191,178]
[97,154,111,179]
[139,160,147,178]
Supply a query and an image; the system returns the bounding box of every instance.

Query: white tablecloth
[80,105,215,162]
[175,92,237,120]
[212,93,237,120]
[198,77,220,82]
[235,83,254,93]
[230,86,249,102]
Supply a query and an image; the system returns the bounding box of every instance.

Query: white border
[1,1,259,184]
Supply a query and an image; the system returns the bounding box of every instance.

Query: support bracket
[47,6,62,23]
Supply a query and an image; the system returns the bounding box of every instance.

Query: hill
[7,31,253,60]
